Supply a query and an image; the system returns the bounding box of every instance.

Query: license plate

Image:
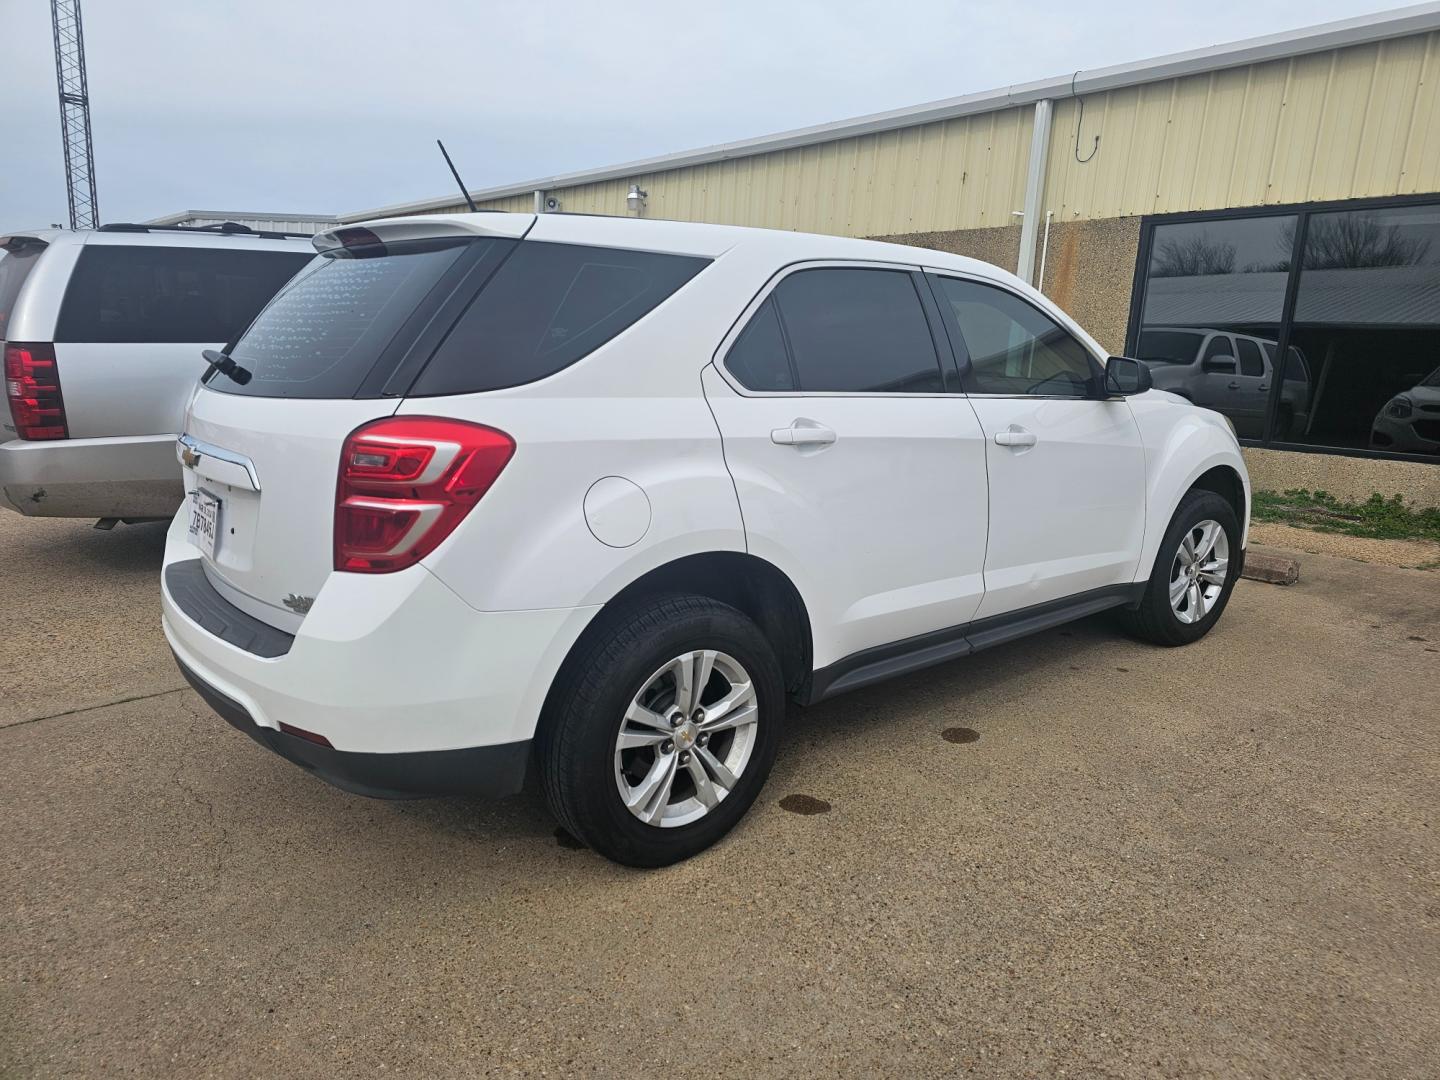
[187,489,221,560]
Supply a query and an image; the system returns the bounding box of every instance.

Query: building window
[1134,215,1295,440]
[1129,198,1440,461]
[1287,205,1440,456]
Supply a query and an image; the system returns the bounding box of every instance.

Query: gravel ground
[2,511,1438,1078]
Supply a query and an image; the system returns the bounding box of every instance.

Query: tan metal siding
[1044,32,1440,218]
[391,31,1440,232]
[514,107,1032,236]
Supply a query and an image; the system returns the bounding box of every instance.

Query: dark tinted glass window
[1236,338,1265,376]
[56,246,313,343]
[1135,214,1296,437]
[725,299,794,391]
[0,245,44,339]
[220,238,479,398]
[1285,205,1440,455]
[932,276,1094,396]
[770,268,941,393]
[413,242,708,395]
[1137,328,1203,365]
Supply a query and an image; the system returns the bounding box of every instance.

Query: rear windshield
[218,237,482,398]
[410,242,709,396]
[0,245,44,339]
[56,245,313,344]
[215,237,709,399]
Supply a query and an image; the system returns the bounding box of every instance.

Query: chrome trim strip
[177,434,261,492]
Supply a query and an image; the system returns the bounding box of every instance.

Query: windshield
[1137,329,1204,364]
[217,237,485,399]
[1421,365,1440,388]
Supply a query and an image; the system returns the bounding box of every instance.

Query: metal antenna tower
[50,0,99,229]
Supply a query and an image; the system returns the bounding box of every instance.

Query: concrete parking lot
[2,511,1438,1078]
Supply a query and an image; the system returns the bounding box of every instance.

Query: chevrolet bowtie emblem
[181,446,202,469]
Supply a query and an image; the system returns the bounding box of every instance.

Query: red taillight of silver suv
[334,416,515,573]
[4,342,68,440]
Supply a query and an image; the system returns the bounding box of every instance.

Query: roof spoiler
[312,213,535,254]
[0,235,50,254]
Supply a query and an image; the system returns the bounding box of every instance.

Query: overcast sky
[0,0,1410,231]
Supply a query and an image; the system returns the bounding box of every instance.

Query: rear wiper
[201,348,252,386]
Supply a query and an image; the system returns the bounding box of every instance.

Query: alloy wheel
[1169,518,1229,624]
[613,650,759,828]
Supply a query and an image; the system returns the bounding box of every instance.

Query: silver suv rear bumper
[0,433,183,518]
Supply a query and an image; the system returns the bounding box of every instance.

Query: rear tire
[1120,489,1241,647]
[537,594,784,867]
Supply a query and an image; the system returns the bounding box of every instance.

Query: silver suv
[0,224,312,522]
[1137,326,1313,440]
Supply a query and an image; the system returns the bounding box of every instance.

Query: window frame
[713,259,960,398]
[1127,192,1440,463]
[924,269,1107,399]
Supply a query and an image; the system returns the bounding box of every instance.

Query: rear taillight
[4,342,67,440]
[335,416,515,573]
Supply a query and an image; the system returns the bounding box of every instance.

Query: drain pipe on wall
[1037,209,1054,294]
[1015,99,1053,288]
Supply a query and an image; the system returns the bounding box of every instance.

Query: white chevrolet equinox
[162,212,1250,866]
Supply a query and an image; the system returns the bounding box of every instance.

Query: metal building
[343,3,1440,504]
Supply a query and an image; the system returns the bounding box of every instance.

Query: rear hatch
[178,212,713,632]
[178,215,534,629]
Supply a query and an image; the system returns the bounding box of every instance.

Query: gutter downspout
[1016,99,1053,287]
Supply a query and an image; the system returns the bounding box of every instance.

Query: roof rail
[97,221,316,240]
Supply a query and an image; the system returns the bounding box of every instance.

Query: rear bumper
[0,433,182,518]
[160,512,600,793]
[174,654,532,799]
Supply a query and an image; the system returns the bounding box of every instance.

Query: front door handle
[994,428,1038,448]
[771,419,837,447]
[1259,384,1269,392]
[1227,381,1241,390]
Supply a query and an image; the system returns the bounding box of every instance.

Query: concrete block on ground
[1243,551,1300,585]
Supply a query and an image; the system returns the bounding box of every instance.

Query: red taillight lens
[4,342,68,440]
[335,416,515,573]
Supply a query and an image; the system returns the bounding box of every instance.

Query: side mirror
[1202,354,1238,374]
[1105,356,1152,396]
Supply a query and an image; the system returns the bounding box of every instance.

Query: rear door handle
[771,419,837,447]
[993,428,1038,448]
[1227,381,1241,390]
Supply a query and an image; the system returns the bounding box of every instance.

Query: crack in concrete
[171,697,233,879]
[1,686,189,732]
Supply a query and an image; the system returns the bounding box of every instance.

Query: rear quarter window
[55,245,313,344]
[410,242,708,396]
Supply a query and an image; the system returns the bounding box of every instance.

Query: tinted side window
[725,298,795,391]
[56,246,313,343]
[931,277,1095,396]
[413,242,708,395]
[770,268,941,393]
[1236,338,1265,376]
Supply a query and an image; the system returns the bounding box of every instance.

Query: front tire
[537,594,784,867]
[1120,489,1241,647]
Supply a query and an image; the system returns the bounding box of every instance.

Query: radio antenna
[436,139,478,213]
